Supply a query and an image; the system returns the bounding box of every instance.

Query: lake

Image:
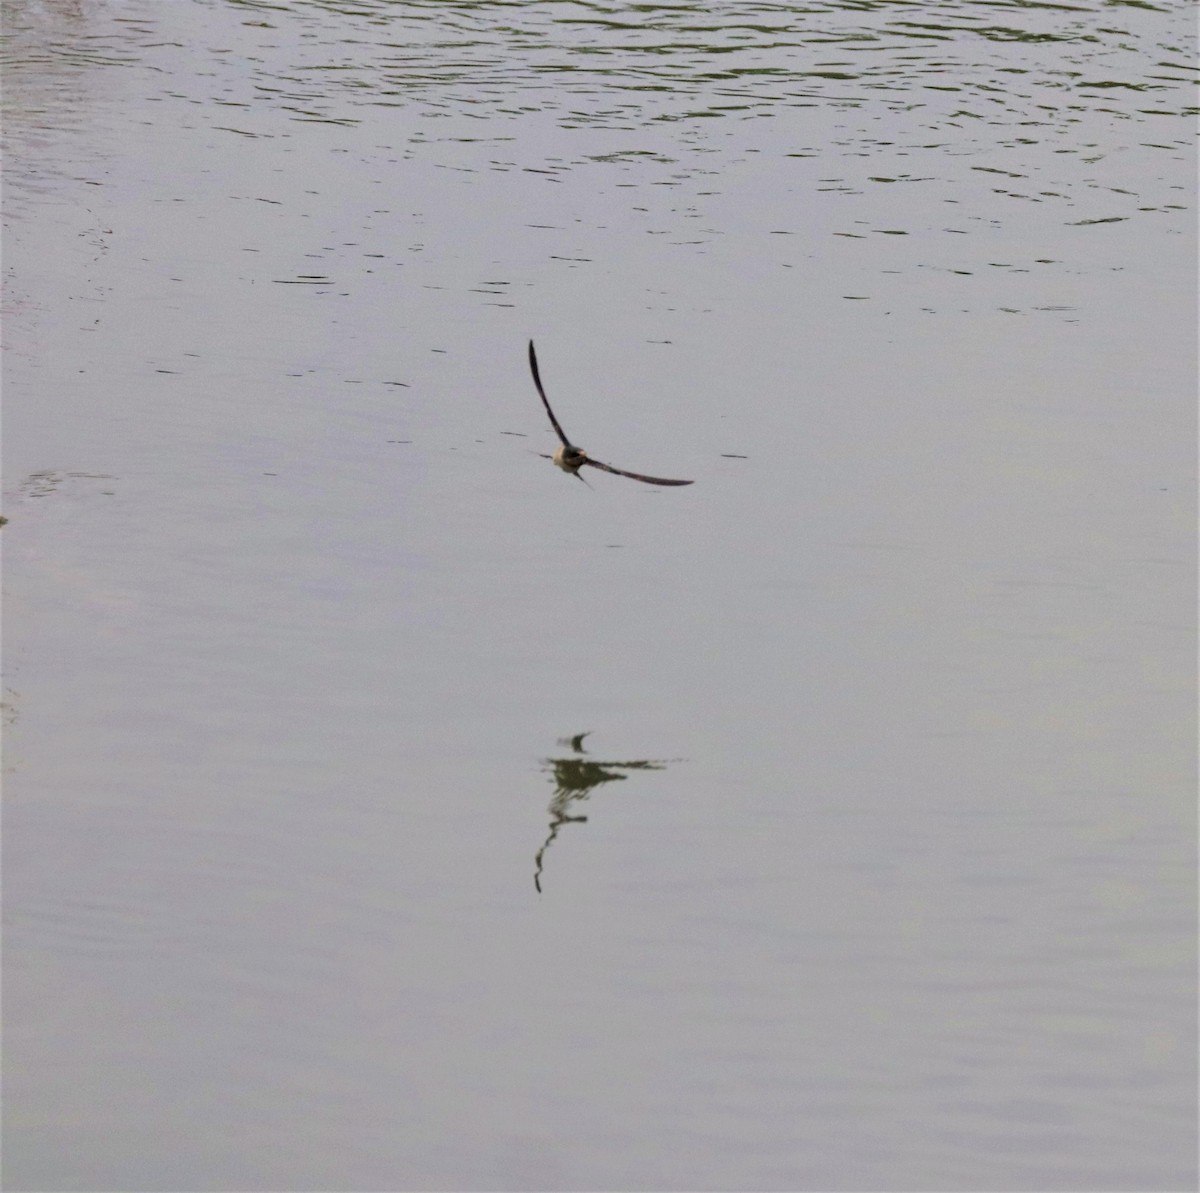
[2,1,1196,1189]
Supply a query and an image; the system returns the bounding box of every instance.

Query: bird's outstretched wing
[583,458,694,486]
[529,339,694,486]
[528,340,570,447]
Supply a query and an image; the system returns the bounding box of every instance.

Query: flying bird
[528,341,694,486]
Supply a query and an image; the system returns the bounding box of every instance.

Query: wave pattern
[217,0,1196,134]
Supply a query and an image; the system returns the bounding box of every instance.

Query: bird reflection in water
[534,731,674,893]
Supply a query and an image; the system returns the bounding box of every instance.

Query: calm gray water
[2,1,1196,1190]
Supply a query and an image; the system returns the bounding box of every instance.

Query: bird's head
[553,445,587,472]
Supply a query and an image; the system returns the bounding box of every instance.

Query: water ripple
[208,0,1197,137]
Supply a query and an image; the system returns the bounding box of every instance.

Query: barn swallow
[528,341,694,486]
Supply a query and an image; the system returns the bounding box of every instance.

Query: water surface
[2,1,1195,1190]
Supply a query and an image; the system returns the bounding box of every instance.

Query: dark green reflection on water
[222,0,1198,133]
[533,732,673,893]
